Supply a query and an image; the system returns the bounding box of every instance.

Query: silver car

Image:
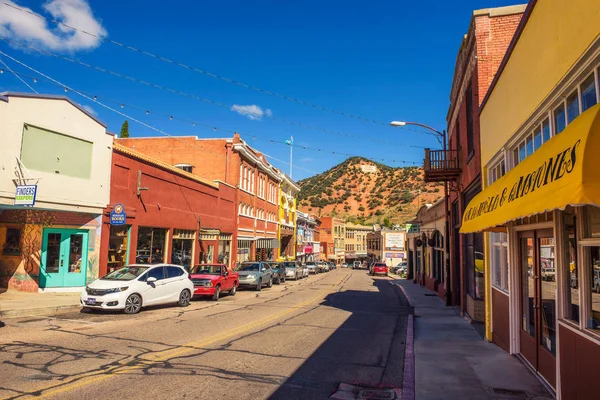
[306,262,318,274]
[281,261,303,280]
[235,262,273,291]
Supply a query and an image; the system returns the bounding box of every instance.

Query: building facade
[461,1,600,397]
[345,223,371,265]
[0,93,113,291]
[296,211,320,263]
[278,174,300,260]
[438,5,525,320]
[117,134,283,263]
[99,144,236,277]
[319,217,345,264]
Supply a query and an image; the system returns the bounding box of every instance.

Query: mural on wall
[86,215,102,284]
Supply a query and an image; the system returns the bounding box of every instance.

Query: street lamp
[389,121,446,150]
[390,119,451,306]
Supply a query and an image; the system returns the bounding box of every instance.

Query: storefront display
[171,229,194,269]
[107,225,129,273]
[136,227,167,264]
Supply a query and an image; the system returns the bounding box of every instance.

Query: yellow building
[277,174,299,261]
[344,222,371,264]
[460,1,600,397]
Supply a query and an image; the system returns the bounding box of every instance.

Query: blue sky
[0,0,522,180]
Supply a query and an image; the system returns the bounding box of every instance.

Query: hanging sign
[110,204,126,225]
[14,185,37,206]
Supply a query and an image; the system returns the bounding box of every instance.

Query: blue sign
[14,185,37,206]
[110,203,126,225]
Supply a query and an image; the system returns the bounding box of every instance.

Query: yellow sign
[461,104,600,233]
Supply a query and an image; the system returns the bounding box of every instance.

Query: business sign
[14,185,37,206]
[110,203,126,225]
[305,245,313,254]
[385,232,405,251]
[237,248,249,255]
[385,252,405,259]
[406,223,420,234]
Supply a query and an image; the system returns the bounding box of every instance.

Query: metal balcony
[423,149,461,182]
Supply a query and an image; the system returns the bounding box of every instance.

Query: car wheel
[282,276,286,283]
[275,276,281,284]
[229,283,237,296]
[212,285,221,301]
[256,280,262,291]
[124,294,142,314]
[267,278,273,288]
[179,289,191,306]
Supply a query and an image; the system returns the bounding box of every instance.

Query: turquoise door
[40,229,89,288]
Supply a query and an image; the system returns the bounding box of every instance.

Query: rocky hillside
[297,157,444,225]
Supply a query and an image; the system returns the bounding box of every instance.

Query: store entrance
[40,228,89,288]
[518,229,556,388]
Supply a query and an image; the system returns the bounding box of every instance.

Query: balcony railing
[423,149,461,182]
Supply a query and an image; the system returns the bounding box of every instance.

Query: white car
[81,264,194,314]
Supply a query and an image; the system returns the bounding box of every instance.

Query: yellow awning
[461,103,600,233]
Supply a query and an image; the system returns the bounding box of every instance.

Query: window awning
[461,104,600,234]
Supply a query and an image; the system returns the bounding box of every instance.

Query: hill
[297,157,444,226]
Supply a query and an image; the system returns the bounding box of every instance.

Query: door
[143,266,168,305]
[40,229,89,288]
[518,229,556,388]
[165,266,186,301]
[222,266,235,290]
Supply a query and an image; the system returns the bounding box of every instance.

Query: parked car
[342,263,349,268]
[541,263,555,281]
[329,262,336,270]
[353,261,361,269]
[189,264,238,301]
[301,263,310,278]
[81,264,193,314]
[306,262,318,274]
[370,262,389,276]
[318,262,329,273]
[281,261,303,280]
[235,261,273,291]
[391,262,407,275]
[268,262,287,284]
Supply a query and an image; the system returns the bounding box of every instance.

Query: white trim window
[513,66,599,166]
[489,159,509,293]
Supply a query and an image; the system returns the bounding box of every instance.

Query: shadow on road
[268,277,411,400]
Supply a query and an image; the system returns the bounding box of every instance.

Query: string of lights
[0,36,431,150]
[0,0,434,132]
[0,52,424,168]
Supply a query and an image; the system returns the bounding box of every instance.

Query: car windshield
[190,265,221,275]
[236,263,260,271]
[101,266,149,281]
[281,262,297,267]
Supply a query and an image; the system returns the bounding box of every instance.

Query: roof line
[479,0,538,113]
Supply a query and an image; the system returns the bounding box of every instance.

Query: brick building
[319,217,345,265]
[117,134,283,263]
[440,5,525,321]
[99,144,236,277]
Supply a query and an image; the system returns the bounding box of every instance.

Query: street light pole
[390,120,452,306]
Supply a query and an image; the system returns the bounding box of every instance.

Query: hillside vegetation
[297,157,443,225]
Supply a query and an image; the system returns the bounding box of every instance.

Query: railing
[423,149,460,181]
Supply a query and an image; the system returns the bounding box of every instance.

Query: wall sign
[14,185,37,206]
[110,203,126,225]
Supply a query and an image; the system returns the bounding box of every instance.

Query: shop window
[218,239,231,267]
[566,90,580,123]
[108,225,129,273]
[491,232,509,292]
[2,228,21,256]
[581,73,597,112]
[172,229,194,269]
[431,231,444,284]
[565,210,580,323]
[588,247,600,331]
[136,227,167,264]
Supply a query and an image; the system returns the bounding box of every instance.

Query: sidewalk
[395,279,553,400]
[0,289,81,318]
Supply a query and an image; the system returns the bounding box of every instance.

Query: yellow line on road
[32,274,348,399]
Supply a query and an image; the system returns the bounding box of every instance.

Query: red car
[371,262,389,276]
[190,264,238,301]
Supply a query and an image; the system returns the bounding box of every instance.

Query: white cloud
[231,104,272,121]
[81,104,97,116]
[0,0,106,52]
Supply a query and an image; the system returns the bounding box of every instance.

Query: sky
[0,0,523,181]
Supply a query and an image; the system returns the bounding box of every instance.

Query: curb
[402,313,415,400]
[0,304,81,319]
[395,281,414,307]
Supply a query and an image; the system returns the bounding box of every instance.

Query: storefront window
[491,232,509,292]
[218,239,231,267]
[108,226,129,273]
[200,245,214,264]
[588,246,600,331]
[587,205,600,238]
[2,228,21,256]
[171,229,194,269]
[521,237,535,337]
[539,236,556,355]
[564,210,579,323]
[136,227,167,264]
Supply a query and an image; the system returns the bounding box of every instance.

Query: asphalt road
[0,269,410,400]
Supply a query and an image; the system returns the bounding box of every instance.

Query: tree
[120,120,130,138]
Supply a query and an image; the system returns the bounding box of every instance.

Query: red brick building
[117,134,281,264]
[445,5,525,321]
[99,144,237,277]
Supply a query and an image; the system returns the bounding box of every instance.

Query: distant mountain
[297,157,444,225]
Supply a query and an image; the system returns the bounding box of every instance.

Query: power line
[0,0,433,132]
[0,55,37,93]
[0,52,424,171]
[0,66,423,166]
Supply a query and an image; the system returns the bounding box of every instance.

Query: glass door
[518,229,556,388]
[40,229,88,288]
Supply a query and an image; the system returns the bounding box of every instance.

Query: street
[0,269,409,400]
